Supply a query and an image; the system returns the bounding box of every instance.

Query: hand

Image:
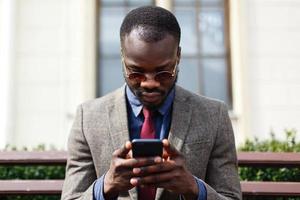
[130,139,199,200]
[104,141,161,199]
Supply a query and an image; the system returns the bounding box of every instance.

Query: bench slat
[1,151,300,167]
[238,152,300,167]
[0,151,67,165]
[0,180,300,196]
[241,181,300,196]
[0,180,64,195]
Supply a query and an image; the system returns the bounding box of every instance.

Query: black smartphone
[132,139,163,158]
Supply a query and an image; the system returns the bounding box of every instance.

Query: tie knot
[142,107,152,119]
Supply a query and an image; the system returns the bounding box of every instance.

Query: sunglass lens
[155,72,173,81]
[129,73,146,82]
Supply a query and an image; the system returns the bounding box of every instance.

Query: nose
[140,73,160,89]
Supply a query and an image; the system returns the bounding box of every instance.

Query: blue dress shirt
[126,85,174,140]
[93,85,207,200]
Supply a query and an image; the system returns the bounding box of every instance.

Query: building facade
[1,0,300,149]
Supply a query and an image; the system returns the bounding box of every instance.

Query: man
[61,6,241,200]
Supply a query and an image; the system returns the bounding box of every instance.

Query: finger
[150,180,171,188]
[162,148,169,160]
[130,177,140,186]
[113,164,135,177]
[134,156,162,167]
[145,180,172,189]
[126,150,133,159]
[113,141,132,158]
[132,160,175,175]
[131,170,176,185]
[119,156,162,168]
[162,139,180,157]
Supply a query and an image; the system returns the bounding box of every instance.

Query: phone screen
[132,139,163,158]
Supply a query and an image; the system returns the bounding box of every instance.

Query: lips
[141,92,162,103]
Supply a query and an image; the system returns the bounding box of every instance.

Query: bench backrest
[0,151,300,197]
[1,151,300,166]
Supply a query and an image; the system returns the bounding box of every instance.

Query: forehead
[122,29,178,65]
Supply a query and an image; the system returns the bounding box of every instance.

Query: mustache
[136,88,165,96]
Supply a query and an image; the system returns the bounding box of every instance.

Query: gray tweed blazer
[61,85,242,200]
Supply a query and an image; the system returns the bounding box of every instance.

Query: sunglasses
[121,57,178,83]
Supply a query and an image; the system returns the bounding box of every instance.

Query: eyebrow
[127,62,173,71]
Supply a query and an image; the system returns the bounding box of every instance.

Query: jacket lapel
[107,86,130,153]
[168,86,192,152]
[157,86,192,200]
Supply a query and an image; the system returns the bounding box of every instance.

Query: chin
[141,100,162,110]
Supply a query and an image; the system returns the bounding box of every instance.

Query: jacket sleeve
[61,105,97,200]
[204,103,242,200]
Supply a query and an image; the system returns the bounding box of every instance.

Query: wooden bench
[238,152,300,197]
[0,151,66,195]
[0,151,300,197]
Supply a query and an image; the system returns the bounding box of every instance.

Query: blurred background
[0,0,300,150]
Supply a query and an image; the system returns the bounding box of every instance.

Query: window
[97,0,232,107]
[97,0,154,96]
[174,0,232,107]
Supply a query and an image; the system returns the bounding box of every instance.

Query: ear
[177,46,181,64]
[120,48,125,62]
[120,47,123,57]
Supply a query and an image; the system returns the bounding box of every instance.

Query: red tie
[139,107,156,200]
[140,107,155,139]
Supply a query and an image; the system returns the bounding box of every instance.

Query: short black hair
[120,6,181,45]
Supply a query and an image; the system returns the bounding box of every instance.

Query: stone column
[0,0,16,149]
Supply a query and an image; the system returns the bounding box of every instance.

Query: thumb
[114,141,132,158]
[162,139,180,158]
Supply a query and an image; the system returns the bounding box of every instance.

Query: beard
[135,87,166,110]
[125,75,178,111]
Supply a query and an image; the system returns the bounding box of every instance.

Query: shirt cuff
[93,174,106,200]
[179,176,207,200]
[93,174,118,200]
[194,176,207,200]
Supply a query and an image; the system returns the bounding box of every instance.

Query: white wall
[2,0,300,149]
[0,0,96,149]
[241,0,300,140]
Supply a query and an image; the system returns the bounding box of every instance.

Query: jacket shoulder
[80,87,125,111]
[175,85,227,111]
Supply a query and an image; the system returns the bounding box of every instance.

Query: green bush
[0,145,65,200]
[0,165,65,180]
[0,164,65,200]
[239,129,300,152]
[239,129,300,200]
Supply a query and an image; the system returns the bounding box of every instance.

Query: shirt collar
[125,85,175,117]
